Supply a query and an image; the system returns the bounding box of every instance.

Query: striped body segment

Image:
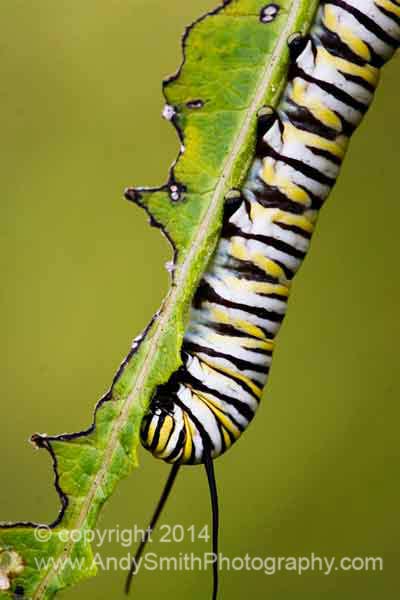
[141,0,399,465]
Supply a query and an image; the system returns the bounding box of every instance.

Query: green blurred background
[1,1,399,598]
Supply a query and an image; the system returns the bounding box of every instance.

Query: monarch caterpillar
[125,1,399,597]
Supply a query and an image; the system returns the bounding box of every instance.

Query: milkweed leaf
[0,1,319,597]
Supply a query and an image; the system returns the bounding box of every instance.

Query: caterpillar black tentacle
[127,1,399,597]
[125,463,180,594]
[204,451,220,600]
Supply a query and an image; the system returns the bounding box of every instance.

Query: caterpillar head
[140,381,189,463]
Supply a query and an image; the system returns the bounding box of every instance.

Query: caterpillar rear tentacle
[127,1,399,598]
[204,450,219,600]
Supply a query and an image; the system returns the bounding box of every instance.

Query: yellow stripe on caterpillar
[322,5,371,61]
[273,209,315,234]
[211,307,267,340]
[230,239,288,281]
[208,331,274,352]
[260,158,312,206]
[291,78,343,131]
[317,46,379,87]
[154,415,174,454]
[225,275,289,297]
[146,420,157,447]
[221,427,233,450]
[375,0,400,17]
[200,358,263,399]
[282,121,347,159]
[195,391,241,440]
[182,412,194,462]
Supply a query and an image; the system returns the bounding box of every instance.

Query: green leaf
[0,1,318,597]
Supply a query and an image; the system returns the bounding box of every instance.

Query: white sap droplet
[169,184,181,201]
[162,104,176,121]
[165,261,176,273]
[187,99,204,109]
[260,3,280,23]
[0,574,10,591]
